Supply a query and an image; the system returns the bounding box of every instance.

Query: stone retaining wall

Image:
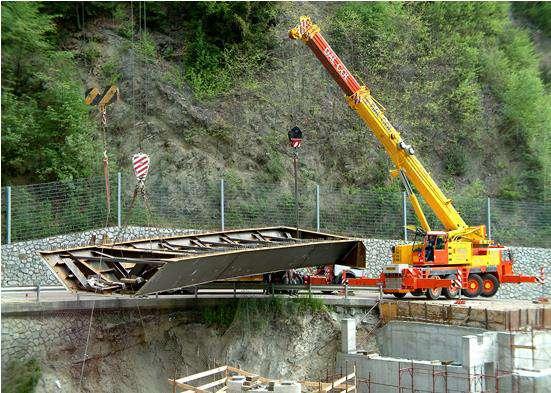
[0,226,196,287]
[1,228,549,299]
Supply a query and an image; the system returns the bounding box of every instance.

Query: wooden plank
[301,381,332,388]
[226,367,271,383]
[323,373,355,392]
[168,379,207,393]
[301,381,351,390]
[181,386,227,393]
[176,366,228,384]
[511,345,535,350]
[338,387,355,393]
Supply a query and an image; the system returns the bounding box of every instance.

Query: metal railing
[1,175,549,247]
[0,282,380,303]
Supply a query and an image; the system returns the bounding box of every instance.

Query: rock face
[1,302,378,393]
[1,228,549,299]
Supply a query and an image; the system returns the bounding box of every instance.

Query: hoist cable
[78,294,96,391]
[143,1,149,149]
[131,1,136,137]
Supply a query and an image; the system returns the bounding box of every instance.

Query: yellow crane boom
[289,16,487,244]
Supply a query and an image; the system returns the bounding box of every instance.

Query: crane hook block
[85,85,120,110]
[288,126,303,148]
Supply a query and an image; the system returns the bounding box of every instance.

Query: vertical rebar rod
[345,361,348,393]
[432,364,435,393]
[495,366,499,393]
[173,367,177,393]
[5,186,11,244]
[367,371,371,393]
[402,191,407,241]
[444,364,448,393]
[467,365,471,393]
[293,152,299,238]
[487,197,491,240]
[531,328,535,369]
[117,172,122,227]
[398,361,401,393]
[220,179,225,231]
[411,360,414,393]
[353,362,357,393]
[316,184,320,232]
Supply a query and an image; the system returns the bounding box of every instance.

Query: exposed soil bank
[1,299,379,393]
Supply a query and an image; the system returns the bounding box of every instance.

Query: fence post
[402,191,407,242]
[220,179,225,231]
[487,197,491,240]
[5,186,11,244]
[316,184,320,232]
[117,172,122,227]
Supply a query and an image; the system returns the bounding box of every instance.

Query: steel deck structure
[40,226,366,295]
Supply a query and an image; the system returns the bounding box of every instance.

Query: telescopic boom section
[289,17,487,242]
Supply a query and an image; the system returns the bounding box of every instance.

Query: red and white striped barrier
[132,153,150,181]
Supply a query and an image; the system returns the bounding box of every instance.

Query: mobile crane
[289,16,540,299]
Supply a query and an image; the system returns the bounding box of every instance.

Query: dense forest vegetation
[2,1,550,202]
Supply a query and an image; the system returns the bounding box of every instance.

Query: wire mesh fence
[1,177,116,242]
[1,175,550,248]
[121,175,221,232]
[224,182,317,230]
[320,186,404,239]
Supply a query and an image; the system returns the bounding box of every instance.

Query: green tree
[512,2,551,36]
[1,2,99,184]
[179,1,279,98]
[331,2,550,200]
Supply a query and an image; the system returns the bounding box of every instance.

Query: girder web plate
[39,226,366,295]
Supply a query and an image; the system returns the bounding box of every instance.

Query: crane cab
[419,231,448,265]
[392,231,474,266]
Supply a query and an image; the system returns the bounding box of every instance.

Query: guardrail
[1,282,382,302]
[1,285,66,302]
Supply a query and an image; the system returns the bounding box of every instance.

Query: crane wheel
[461,274,483,298]
[443,274,460,299]
[393,292,407,299]
[411,289,424,297]
[426,276,442,300]
[480,273,500,297]
[426,287,442,300]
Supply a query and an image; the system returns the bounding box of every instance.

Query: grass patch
[201,300,239,328]
[200,296,327,330]
[2,358,42,393]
